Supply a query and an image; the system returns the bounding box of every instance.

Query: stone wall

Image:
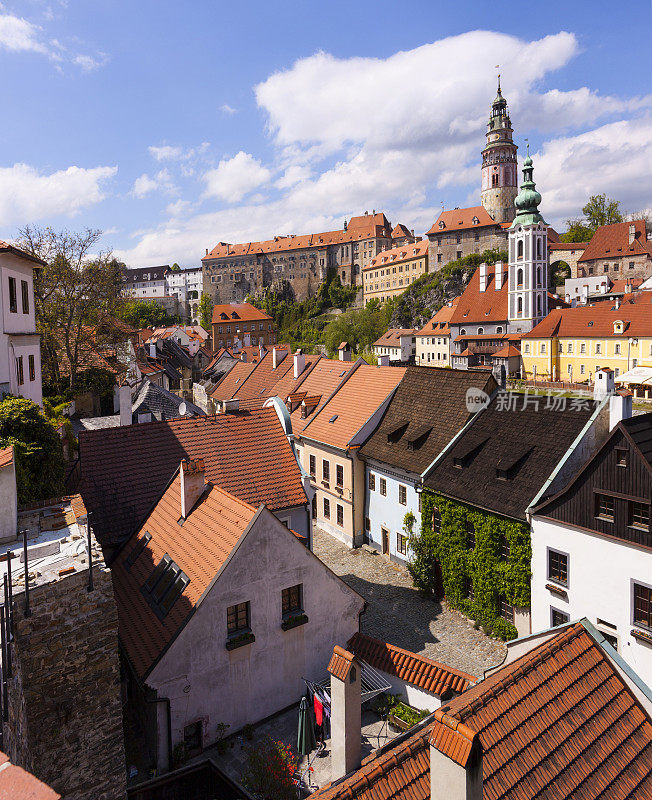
[3,565,127,800]
[427,227,507,271]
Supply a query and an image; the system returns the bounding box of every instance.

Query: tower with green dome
[480,76,518,224]
[508,149,549,333]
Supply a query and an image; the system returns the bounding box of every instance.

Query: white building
[415,299,458,367]
[0,241,43,406]
[165,267,203,321]
[530,393,652,687]
[124,265,168,298]
[372,329,415,363]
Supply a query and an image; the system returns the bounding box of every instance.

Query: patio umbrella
[297,696,316,757]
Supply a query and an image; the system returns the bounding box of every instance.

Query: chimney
[479,263,487,292]
[411,229,415,237]
[259,342,264,360]
[610,388,633,431]
[226,243,231,254]
[629,223,636,245]
[221,399,239,414]
[328,646,361,781]
[625,282,632,294]
[581,284,589,305]
[429,709,483,800]
[272,347,280,369]
[233,335,241,353]
[594,368,615,402]
[149,342,157,358]
[294,348,305,379]
[378,354,390,366]
[494,261,503,291]
[119,383,132,426]
[180,459,206,519]
[240,351,247,362]
[339,342,352,362]
[244,332,251,347]
[205,248,208,256]
[615,297,621,310]
[600,282,607,294]
[492,363,506,390]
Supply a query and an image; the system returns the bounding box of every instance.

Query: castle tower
[508,149,548,333]
[480,76,518,224]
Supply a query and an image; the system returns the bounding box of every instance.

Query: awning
[615,367,652,386]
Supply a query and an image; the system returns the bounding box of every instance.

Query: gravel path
[314,527,506,679]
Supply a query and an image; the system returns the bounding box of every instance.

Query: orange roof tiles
[0,759,60,799]
[300,364,405,449]
[579,219,652,262]
[549,241,589,251]
[492,344,520,358]
[112,475,257,678]
[522,297,652,339]
[426,206,498,236]
[209,359,258,400]
[429,711,477,767]
[0,446,13,469]
[415,298,460,336]
[348,633,474,697]
[373,329,416,347]
[211,303,272,324]
[366,239,428,270]
[0,240,46,266]
[327,646,358,682]
[450,263,508,325]
[79,407,307,548]
[392,223,413,239]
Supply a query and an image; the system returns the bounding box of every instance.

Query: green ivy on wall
[409,491,532,640]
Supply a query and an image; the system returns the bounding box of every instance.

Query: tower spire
[511,151,546,228]
[481,76,518,224]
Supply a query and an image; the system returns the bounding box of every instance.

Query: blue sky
[0,0,650,266]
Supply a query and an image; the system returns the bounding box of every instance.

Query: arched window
[517,268,524,288]
[517,297,523,317]
[496,326,503,333]
[460,328,466,335]
[537,238,542,259]
[537,295,542,315]
[536,267,542,286]
[492,172,499,187]
[477,327,484,334]
[517,240,524,260]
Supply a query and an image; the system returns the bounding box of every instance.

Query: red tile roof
[348,633,474,697]
[0,750,60,799]
[549,241,589,251]
[211,303,272,324]
[415,298,460,336]
[373,329,416,347]
[522,296,652,339]
[327,645,358,682]
[366,239,428,270]
[449,263,508,325]
[79,408,307,548]
[112,474,258,678]
[0,240,46,266]
[492,344,520,358]
[209,359,258,399]
[287,358,355,431]
[0,446,13,469]
[426,206,498,236]
[579,219,652,262]
[429,711,477,767]
[391,224,413,239]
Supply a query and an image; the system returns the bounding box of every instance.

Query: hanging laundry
[313,693,323,727]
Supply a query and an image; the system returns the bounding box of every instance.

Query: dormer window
[613,320,624,334]
[472,217,479,225]
[439,221,445,229]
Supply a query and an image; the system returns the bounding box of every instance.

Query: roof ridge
[205,482,258,515]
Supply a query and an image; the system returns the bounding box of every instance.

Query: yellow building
[520,293,652,393]
[362,240,429,305]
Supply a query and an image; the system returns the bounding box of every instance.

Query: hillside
[389,248,507,329]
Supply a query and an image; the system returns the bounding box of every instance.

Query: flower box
[281,613,309,632]
[631,627,652,645]
[226,631,255,651]
[388,712,412,733]
[545,583,568,599]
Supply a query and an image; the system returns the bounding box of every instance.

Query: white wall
[0,456,17,544]
[531,515,652,688]
[148,508,364,750]
[364,462,420,563]
[380,670,441,712]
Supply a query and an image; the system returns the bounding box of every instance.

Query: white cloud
[148,143,210,162]
[131,169,177,199]
[202,151,271,202]
[73,52,109,72]
[220,104,237,115]
[0,163,116,226]
[0,10,47,54]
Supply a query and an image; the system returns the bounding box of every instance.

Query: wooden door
[381,528,389,555]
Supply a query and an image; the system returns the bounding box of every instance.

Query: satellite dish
[179,402,187,416]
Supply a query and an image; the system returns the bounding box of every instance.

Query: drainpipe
[146,694,172,771]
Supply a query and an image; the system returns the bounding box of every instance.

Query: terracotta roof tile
[79,408,307,548]
[392,224,413,239]
[366,240,428,270]
[0,240,46,266]
[0,750,60,798]
[426,206,498,235]
[579,219,652,262]
[0,446,13,469]
[328,645,358,682]
[349,633,474,697]
[429,711,477,767]
[449,263,508,325]
[373,329,416,347]
[522,295,652,339]
[415,298,460,335]
[492,344,520,357]
[211,303,272,324]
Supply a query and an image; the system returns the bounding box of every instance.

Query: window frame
[309,454,316,478]
[551,607,570,628]
[323,497,330,519]
[398,484,407,505]
[633,581,652,631]
[379,477,387,496]
[8,277,17,314]
[368,472,375,491]
[595,493,615,522]
[396,531,408,556]
[20,280,29,315]
[629,501,650,532]
[322,459,330,483]
[281,584,303,618]
[336,464,344,488]
[15,356,24,386]
[227,600,250,635]
[547,547,569,587]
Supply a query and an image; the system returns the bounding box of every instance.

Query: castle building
[480,76,518,224]
[507,150,549,333]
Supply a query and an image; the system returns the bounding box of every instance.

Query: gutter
[526,396,607,520]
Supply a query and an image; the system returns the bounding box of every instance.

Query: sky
[0,0,650,268]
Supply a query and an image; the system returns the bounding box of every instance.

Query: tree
[582,194,623,230]
[170,262,181,271]
[198,292,213,331]
[16,226,126,389]
[551,260,571,286]
[119,300,179,329]
[0,397,64,504]
[560,219,593,243]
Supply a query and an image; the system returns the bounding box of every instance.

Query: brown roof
[373,329,416,347]
[415,298,460,336]
[112,473,258,678]
[492,344,520,358]
[0,240,46,266]
[549,241,589,251]
[349,633,474,697]
[521,296,652,339]
[0,758,60,799]
[579,219,652,263]
[359,367,497,475]
[300,364,405,450]
[0,446,13,469]
[450,263,508,325]
[287,359,356,431]
[79,408,307,548]
[426,206,498,236]
[391,223,413,239]
[366,239,428,270]
[211,303,272,324]
[209,359,258,400]
[314,620,652,800]
[327,645,358,682]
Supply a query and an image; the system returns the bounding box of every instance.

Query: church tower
[508,149,548,333]
[480,77,518,224]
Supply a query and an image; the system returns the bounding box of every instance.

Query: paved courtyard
[313,527,506,679]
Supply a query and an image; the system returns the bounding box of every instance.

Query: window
[466,522,475,549]
[633,583,652,630]
[595,343,601,355]
[630,501,650,532]
[596,493,614,522]
[567,343,573,354]
[524,343,530,354]
[551,608,569,627]
[380,477,387,496]
[336,465,344,488]
[499,596,514,623]
[517,240,524,260]
[309,455,316,478]
[184,721,202,753]
[398,485,407,505]
[322,459,330,483]
[15,356,23,386]
[540,342,545,354]
[323,498,330,519]
[548,549,568,586]
[397,532,408,555]
[615,448,627,467]
[368,472,375,491]
[500,535,510,561]
[281,584,303,616]
[227,601,250,635]
[615,343,621,355]
[142,554,190,618]
[580,343,586,354]
[124,531,152,570]
[8,277,17,313]
[432,506,441,533]
[21,281,29,314]
[336,504,344,526]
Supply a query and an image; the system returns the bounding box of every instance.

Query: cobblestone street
[313,527,506,679]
